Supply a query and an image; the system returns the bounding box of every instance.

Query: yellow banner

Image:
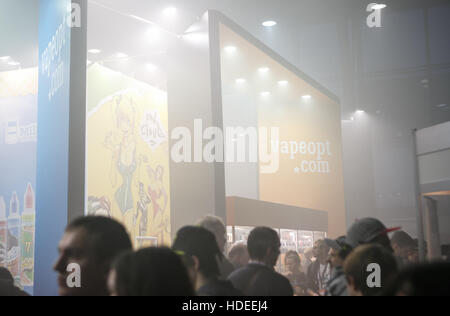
[87,64,171,247]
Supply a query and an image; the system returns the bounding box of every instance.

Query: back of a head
[391,231,415,248]
[228,243,247,260]
[344,244,398,296]
[197,215,225,235]
[247,227,280,261]
[173,226,222,278]
[67,216,132,265]
[385,262,450,296]
[113,247,195,296]
[0,267,14,283]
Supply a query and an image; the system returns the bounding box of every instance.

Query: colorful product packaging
[7,192,21,286]
[21,183,35,287]
[0,196,6,267]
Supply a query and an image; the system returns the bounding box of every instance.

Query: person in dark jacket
[173,226,241,296]
[228,227,293,296]
[307,240,331,296]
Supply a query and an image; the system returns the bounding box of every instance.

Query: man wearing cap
[324,236,351,296]
[345,218,400,252]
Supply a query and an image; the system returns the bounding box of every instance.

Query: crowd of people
[0,215,449,296]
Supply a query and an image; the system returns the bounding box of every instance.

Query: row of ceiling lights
[87,49,159,73]
[86,5,178,68]
[0,56,21,67]
[0,2,388,70]
[224,45,312,101]
[85,4,280,66]
[235,76,312,101]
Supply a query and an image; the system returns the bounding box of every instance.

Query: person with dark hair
[108,247,195,296]
[306,240,331,296]
[53,216,132,296]
[0,267,29,296]
[228,243,249,270]
[391,231,417,265]
[197,215,235,279]
[228,227,293,296]
[284,251,308,296]
[0,267,13,282]
[344,244,398,296]
[173,226,241,296]
[383,262,450,296]
[324,236,352,296]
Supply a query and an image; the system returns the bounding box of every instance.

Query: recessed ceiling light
[372,4,387,10]
[163,7,177,17]
[235,78,246,84]
[224,46,237,53]
[302,95,312,100]
[0,56,10,61]
[261,92,271,97]
[356,109,365,114]
[147,27,161,41]
[116,53,128,59]
[88,49,101,54]
[278,80,288,86]
[7,61,20,66]
[146,63,157,72]
[262,21,277,27]
[258,67,269,73]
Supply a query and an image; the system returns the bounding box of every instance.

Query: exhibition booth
[0,1,346,295]
[414,122,450,260]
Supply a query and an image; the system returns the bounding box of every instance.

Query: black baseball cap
[325,236,348,251]
[345,218,401,249]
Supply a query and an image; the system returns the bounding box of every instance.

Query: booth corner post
[412,128,426,262]
[167,10,227,237]
[34,0,87,296]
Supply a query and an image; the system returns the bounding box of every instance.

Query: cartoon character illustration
[87,196,112,217]
[89,82,171,246]
[136,182,151,247]
[101,94,142,239]
[147,165,169,244]
[113,95,137,215]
